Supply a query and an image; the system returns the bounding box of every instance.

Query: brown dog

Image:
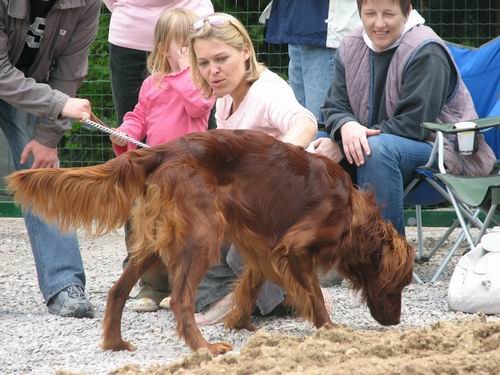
[7,129,414,356]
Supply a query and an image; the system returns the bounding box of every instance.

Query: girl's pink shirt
[103,0,214,51]
[112,67,214,156]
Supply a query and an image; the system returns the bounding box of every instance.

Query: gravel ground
[0,218,487,374]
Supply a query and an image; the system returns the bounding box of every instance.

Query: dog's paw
[322,322,342,330]
[207,341,233,356]
[224,319,256,332]
[101,339,135,352]
[223,313,255,331]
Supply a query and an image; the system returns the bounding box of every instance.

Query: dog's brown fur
[6,129,414,356]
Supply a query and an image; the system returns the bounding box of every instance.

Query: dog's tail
[5,148,164,235]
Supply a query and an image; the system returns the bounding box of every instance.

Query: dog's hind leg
[168,243,233,356]
[101,254,159,351]
[224,265,264,331]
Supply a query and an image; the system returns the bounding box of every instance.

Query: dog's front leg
[286,256,334,329]
[101,254,158,351]
[224,266,263,331]
[310,277,338,329]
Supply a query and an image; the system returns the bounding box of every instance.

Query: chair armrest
[422,116,500,134]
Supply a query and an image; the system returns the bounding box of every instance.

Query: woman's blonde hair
[188,13,265,97]
[148,8,198,83]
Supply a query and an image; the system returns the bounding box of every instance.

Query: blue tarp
[447,37,500,158]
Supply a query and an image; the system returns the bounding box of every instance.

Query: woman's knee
[365,134,400,165]
[357,134,402,184]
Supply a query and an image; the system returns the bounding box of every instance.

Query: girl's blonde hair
[188,13,265,97]
[148,8,198,82]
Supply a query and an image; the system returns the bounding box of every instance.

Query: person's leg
[0,100,92,317]
[194,244,235,313]
[109,43,148,126]
[287,44,306,108]
[109,44,148,269]
[226,245,284,316]
[124,221,171,312]
[135,262,171,303]
[300,45,336,122]
[356,134,433,236]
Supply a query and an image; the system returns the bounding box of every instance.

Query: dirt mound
[109,317,500,375]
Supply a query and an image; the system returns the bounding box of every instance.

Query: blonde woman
[188,13,334,324]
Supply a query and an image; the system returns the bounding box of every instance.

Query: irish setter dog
[7,129,414,356]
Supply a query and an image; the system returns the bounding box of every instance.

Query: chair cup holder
[454,131,479,155]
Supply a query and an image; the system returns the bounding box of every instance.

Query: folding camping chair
[418,118,500,281]
[405,37,500,283]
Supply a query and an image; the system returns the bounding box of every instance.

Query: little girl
[110,8,214,312]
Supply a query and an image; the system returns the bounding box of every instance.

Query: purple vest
[339,25,495,176]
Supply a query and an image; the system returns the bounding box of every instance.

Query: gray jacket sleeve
[34,1,101,148]
[321,51,357,141]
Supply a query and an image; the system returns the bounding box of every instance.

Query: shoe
[159,296,171,310]
[47,285,94,318]
[195,292,233,326]
[129,297,159,312]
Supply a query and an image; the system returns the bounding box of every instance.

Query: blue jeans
[357,134,433,236]
[0,100,85,303]
[288,44,336,121]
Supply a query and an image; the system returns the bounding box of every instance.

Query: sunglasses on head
[191,15,232,32]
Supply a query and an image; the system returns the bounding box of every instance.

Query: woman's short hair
[188,13,265,97]
[356,0,412,17]
[148,8,198,80]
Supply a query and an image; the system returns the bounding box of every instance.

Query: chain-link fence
[0,1,498,209]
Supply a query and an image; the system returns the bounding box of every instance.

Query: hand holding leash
[82,114,150,149]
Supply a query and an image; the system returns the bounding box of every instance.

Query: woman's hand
[310,138,344,162]
[340,121,381,166]
[110,130,129,147]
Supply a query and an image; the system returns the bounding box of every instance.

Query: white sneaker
[159,296,171,309]
[129,297,159,312]
[195,292,233,326]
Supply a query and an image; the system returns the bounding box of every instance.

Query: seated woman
[321,0,495,236]
[187,12,333,324]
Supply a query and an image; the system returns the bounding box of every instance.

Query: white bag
[448,230,500,314]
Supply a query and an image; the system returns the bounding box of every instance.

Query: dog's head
[362,224,414,326]
[342,192,414,326]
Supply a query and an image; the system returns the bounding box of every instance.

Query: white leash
[81,117,150,149]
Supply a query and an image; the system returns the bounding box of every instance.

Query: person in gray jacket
[322,0,495,236]
[0,0,100,318]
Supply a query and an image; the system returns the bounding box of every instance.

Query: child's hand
[110,130,129,146]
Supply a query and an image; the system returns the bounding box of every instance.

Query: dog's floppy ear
[379,225,414,292]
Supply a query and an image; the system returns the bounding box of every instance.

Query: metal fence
[0,1,498,208]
